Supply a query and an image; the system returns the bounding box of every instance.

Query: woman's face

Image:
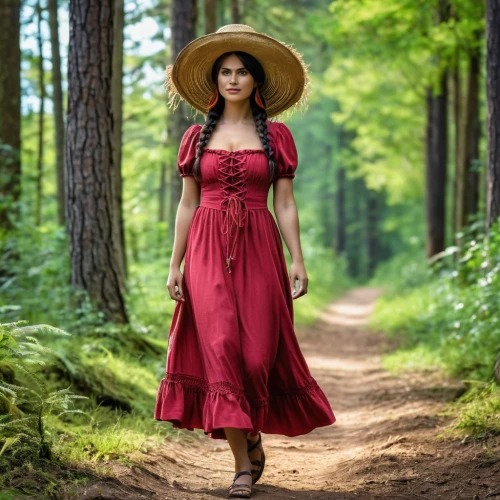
[217,54,257,104]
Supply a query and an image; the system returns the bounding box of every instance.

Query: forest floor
[75,287,500,500]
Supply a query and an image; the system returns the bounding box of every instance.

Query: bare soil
[75,287,500,500]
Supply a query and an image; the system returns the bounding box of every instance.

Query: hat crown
[215,24,256,34]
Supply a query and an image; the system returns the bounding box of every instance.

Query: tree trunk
[0,0,21,230]
[486,0,500,383]
[464,35,481,222]
[66,0,128,324]
[158,161,167,246]
[486,0,500,228]
[112,0,127,279]
[347,177,365,278]
[36,1,45,227]
[48,0,65,226]
[452,55,464,239]
[335,166,345,255]
[168,0,198,244]
[425,74,448,258]
[205,0,217,34]
[230,0,240,24]
[366,190,377,277]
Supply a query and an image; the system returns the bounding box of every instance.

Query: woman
[154,24,336,498]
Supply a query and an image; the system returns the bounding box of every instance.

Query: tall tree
[112,0,127,278]
[486,0,500,230]
[66,0,128,324]
[452,44,463,239]
[167,0,198,242]
[486,0,500,384]
[425,0,449,258]
[454,15,483,239]
[36,0,46,227]
[48,0,65,226]
[0,0,21,231]
[463,29,481,223]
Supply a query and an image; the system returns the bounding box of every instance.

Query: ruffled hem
[154,373,336,440]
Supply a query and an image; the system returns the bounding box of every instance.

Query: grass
[381,344,445,374]
[369,248,500,439]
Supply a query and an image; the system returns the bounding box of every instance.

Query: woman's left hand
[289,261,308,300]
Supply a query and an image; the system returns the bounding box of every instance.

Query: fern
[0,321,88,464]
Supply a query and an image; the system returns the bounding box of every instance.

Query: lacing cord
[218,153,248,273]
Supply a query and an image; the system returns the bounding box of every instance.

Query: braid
[192,109,222,182]
[252,105,277,183]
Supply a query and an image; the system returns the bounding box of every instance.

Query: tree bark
[168,0,197,243]
[452,55,464,238]
[335,166,345,255]
[66,0,128,324]
[48,0,65,226]
[366,190,377,277]
[486,0,500,229]
[230,0,240,24]
[425,75,448,258]
[425,0,449,259]
[486,0,500,383]
[205,0,217,34]
[112,0,127,279]
[0,0,21,230]
[36,1,46,227]
[463,35,481,222]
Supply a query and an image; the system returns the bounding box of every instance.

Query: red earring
[255,87,266,109]
[207,88,219,109]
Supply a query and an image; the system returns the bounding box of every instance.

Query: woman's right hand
[166,266,185,302]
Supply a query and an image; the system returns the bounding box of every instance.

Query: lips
[227,89,241,92]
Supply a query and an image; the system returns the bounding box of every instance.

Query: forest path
[78,287,500,500]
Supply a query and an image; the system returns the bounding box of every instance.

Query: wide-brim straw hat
[164,24,311,120]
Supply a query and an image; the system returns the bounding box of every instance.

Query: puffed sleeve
[273,122,298,179]
[177,124,201,177]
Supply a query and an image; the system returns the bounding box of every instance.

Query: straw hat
[164,24,311,119]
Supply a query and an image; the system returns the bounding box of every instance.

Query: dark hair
[191,51,277,183]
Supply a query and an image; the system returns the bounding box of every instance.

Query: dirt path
[77,288,500,500]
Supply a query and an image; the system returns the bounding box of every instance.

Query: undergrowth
[369,220,500,438]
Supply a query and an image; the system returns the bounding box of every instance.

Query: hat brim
[169,31,310,119]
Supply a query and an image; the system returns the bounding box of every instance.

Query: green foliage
[370,219,500,436]
[0,322,87,467]
[381,344,445,374]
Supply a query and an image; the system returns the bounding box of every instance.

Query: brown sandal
[247,432,265,485]
[227,470,252,498]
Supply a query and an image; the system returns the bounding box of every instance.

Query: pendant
[226,257,232,273]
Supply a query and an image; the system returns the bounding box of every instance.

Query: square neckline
[199,120,277,154]
[202,147,266,155]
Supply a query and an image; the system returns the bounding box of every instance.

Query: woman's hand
[166,266,185,302]
[289,260,308,300]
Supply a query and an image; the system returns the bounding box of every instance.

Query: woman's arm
[272,178,308,299]
[166,177,201,302]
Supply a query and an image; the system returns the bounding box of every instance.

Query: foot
[227,469,252,498]
[246,432,265,484]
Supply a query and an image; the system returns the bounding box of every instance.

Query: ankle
[235,457,252,472]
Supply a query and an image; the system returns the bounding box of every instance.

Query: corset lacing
[218,152,248,273]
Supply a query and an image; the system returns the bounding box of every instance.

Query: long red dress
[154,120,336,440]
